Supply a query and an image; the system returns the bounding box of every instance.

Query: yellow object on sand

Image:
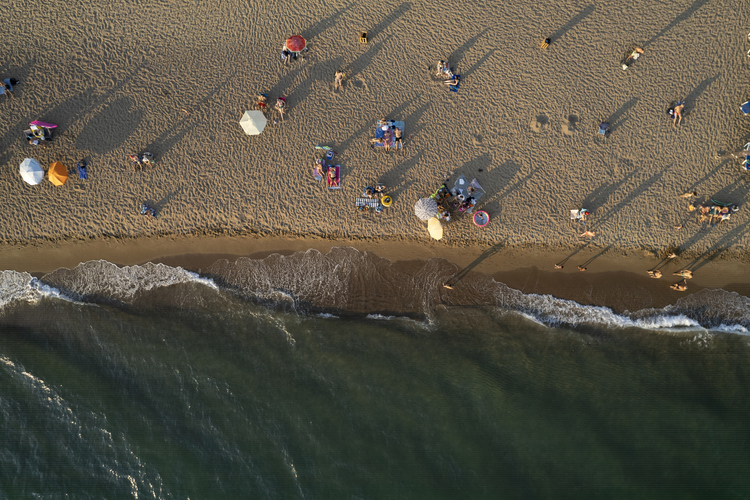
[427,217,443,240]
[381,195,392,207]
[48,162,68,186]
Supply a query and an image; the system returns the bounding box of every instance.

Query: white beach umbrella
[239,110,267,135]
[20,158,44,185]
[427,217,443,240]
[414,197,438,221]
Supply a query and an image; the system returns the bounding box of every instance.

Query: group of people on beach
[255,93,287,122]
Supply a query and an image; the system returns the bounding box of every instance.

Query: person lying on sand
[647,270,662,278]
[625,47,644,62]
[370,137,384,148]
[679,191,697,198]
[334,71,345,91]
[667,252,679,259]
[327,167,338,187]
[670,279,688,291]
[674,270,693,279]
[275,97,286,120]
[580,230,596,238]
[443,77,459,86]
[256,93,268,113]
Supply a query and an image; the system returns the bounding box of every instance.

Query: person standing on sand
[334,71,344,91]
[647,270,662,278]
[668,102,685,127]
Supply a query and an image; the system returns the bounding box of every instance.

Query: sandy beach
[2,0,750,308]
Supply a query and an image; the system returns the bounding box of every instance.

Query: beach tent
[414,197,438,221]
[239,110,267,135]
[19,158,44,185]
[427,217,443,240]
[48,162,68,186]
[285,35,306,53]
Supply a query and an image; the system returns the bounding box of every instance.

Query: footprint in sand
[562,114,578,136]
[351,78,367,89]
[530,115,549,133]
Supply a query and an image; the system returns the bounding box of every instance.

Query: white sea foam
[0,270,78,309]
[2,256,749,335]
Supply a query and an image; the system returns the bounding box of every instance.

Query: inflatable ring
[381,195,393,207]
[473,210,489,227]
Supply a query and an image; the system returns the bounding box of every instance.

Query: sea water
[1,248,749,498]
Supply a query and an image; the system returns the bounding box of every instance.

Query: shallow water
[1,250,749,498]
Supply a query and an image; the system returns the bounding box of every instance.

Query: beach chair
[741,101,750,116]
[355,198,380,208]
[327,165,341,189]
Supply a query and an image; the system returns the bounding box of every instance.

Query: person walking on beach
[334,71,345,91]
[647,270,662,278]
[674,269,693,279]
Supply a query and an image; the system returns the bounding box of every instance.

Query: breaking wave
[1,248,748,334]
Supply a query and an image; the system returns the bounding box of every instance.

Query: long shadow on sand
[443,242,505,288]
[604,97,639,133]
[548,4,595,43]
[645,0,710,47]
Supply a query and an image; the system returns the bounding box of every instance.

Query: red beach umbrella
[285,35,306,53]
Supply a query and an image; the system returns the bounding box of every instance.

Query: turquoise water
[1,254,750,498]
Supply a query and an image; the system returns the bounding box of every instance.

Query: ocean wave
[1,250,749,334]
[0,270,79,309]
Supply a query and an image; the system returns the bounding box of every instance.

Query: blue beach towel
[449,75,461,92]
[741,101,750,116]
[77,160,88,180]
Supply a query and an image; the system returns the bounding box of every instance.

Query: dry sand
[1,0,750,303]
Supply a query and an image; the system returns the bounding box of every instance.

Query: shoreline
[3,234,750,315]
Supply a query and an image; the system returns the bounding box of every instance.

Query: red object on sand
[286,35,306,53]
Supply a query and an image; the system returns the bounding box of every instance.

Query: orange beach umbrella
[48,162,68,186]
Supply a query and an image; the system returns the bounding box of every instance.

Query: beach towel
[373,121,405,149]
[742,101,750,116]
[312,159,324,181]
[449,75,461,92]
[77,160,88,180]
[327,165,341,189]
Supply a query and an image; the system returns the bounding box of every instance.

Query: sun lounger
[355,198,380,208]
[327,165,341,189]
